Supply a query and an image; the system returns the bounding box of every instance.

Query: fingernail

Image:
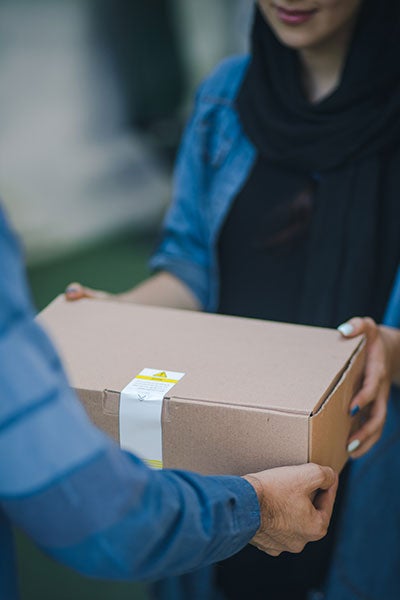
[347,439,361,453]
[66,286,79,294]
[350,405,360,417]
[338,322,354,336]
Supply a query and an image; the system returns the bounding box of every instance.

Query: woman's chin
[271,28,326,52]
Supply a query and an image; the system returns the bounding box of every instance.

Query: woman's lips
[274,5,318,25]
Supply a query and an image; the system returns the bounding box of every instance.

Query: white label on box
[119,368,185,469]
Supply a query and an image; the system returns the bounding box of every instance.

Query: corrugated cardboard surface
[163,400,309,475]
[38,296,364,474]
[309,343,365,471]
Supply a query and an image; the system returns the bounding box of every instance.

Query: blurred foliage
[16,530,149,600]
[27,233,155,311]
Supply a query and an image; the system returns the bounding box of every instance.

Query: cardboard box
[38,296,365,474]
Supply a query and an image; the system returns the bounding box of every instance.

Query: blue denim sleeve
[384,265,400,327]
[0,208,260,581]
[150,83,211,310]
[150,57,251,311]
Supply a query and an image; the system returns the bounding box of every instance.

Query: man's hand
[243,463,338,556]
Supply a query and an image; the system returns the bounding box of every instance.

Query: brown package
[38,296,365,474]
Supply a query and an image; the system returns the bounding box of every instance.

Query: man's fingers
[310,477,338,541]
[251,540,282,556]
[306,464,337,493]
[252,537,305,555]
[264,548,282,557]
[313,474,338,516]
[314,470,338,504]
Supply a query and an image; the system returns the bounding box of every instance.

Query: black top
[218,161,311,323]
[217,154,400,328]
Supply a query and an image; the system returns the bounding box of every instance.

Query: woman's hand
[65,273,201,310]
[65,282,110,301]
[338,317,400,459]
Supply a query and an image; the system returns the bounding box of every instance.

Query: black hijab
[238,0,400,170]
[231,0,400,327]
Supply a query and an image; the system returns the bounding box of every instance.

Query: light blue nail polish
[350,405,360,417]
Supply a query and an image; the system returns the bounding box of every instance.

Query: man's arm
[0,208,337,581]
[0,209,257,580]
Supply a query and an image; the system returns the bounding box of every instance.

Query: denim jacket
[151,56,400,600]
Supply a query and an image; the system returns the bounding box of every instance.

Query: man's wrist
[235,475,261,532]
[242,474,270,534]
[242,475,263,504]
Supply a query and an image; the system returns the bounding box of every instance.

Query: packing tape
[119,368,185,469]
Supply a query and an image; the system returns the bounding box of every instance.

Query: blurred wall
[0,0,254,266]
[172,0,252,98]
[0,0,170,264]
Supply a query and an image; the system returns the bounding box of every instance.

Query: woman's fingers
[347,387,388,458]
[65,282,87,300]
[339,316,392,459]
[65,282,109,301]
[338,317,386,412]
[338,316,378,342]
[348,349,386,414]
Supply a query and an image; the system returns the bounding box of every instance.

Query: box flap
[309,341,366,472]
[38,296,362,415]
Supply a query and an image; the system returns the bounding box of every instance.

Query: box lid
[38,296,362,416]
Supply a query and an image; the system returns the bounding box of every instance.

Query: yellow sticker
[135,375,180,384]
[145,459,163,470]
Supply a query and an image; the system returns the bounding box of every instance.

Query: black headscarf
[232,0,400,327]
[238,0,400,170]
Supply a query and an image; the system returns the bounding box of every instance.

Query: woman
[66,0,400,598]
